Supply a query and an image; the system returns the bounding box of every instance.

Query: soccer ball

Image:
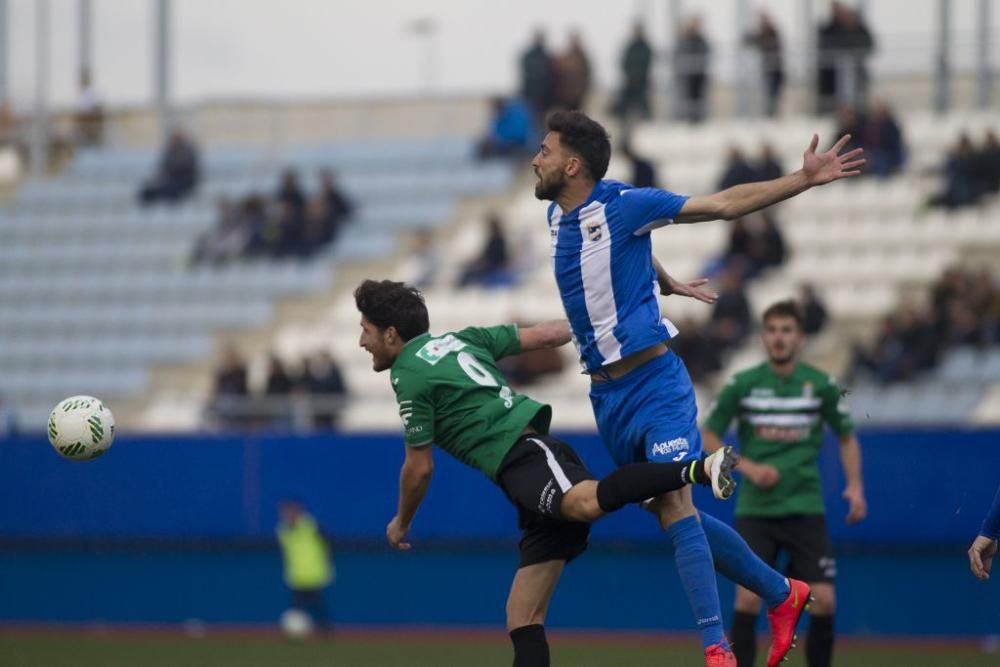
[280,609,314,638]
[47,395,115,461]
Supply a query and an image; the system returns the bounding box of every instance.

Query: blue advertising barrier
[0,429,998,634]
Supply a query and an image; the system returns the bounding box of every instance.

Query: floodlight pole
[154,0,172,140]
[933,0,951,113]
[79,0,92,78]
[0,0,7,109]
[30,0,50,178]
[976,0,993,110]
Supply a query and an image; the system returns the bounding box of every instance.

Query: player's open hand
[386,515,412,551]
[802,134,866,186]
[842,485,867,525]
[665,277,718,304]
[969,535,998,581]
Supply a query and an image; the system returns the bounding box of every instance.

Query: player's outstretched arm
[971,483,1000,579]
[388,444,434,551]
[674,134,866,224]
[518,320,572,351]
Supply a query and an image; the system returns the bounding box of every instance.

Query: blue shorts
[589,350,703,467]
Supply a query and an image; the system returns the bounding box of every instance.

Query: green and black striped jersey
[704,362,854,517]
[389,325,552,481]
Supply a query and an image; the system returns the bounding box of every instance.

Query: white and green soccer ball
[47,395,115,461]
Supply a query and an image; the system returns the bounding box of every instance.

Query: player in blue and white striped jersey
[532,110,864,667]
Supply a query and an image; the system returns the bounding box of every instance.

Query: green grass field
[0,631,994,667]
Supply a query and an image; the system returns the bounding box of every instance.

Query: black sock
[596,460,700,513]
[510,624,549,667]
[806,614,834,667]
[731,611,758,667]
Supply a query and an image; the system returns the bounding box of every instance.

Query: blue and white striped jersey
[547,180,689,373]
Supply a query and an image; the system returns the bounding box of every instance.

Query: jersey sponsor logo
[651,437,689,457]
[416,334,465,365]
[802,382,814,399]
[753,425,809,442]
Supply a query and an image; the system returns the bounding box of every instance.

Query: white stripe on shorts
[530,438,573,493]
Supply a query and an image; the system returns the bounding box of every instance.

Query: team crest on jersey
[586,223,603,241]
[416,334,465,365]
[802,382,814,398]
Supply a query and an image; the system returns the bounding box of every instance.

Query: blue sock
[666,515,728,650]
[700,512,789,608]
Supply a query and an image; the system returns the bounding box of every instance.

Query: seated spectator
[277,169,307,218]
[707,260,752,352]
[299,196,336,258]
[717,146,758,190]
[622,139,658,188]
[724,210,786,279]
[318,169,354,226]
[800,283,829,335]
[477,96,536,160]
[74,69,105,147]
[860,99,906,177]
[973,130,1000,195]
[851,306,941,383]
[669,317,722,384]
[210,345,250,428]
[138,129,200,205]
[756,143,784,182]
[400,229,441,288]
[303,351,348,429]
[927,133,986,209]
[191,197,252,265]
[457,214,513,288]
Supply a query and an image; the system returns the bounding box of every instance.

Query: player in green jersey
[355,279,737,667]
[702,300,867,667]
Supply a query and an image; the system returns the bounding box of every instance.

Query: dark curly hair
[354,279,430,341]
[546,110,611,181]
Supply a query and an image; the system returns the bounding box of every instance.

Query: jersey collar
[393,332,432,370]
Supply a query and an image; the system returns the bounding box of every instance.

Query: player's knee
[734,587,763,614]
[808,583,836,615]
[561,482,602,522]
[506,599,544,631]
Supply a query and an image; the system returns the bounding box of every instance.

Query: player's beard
[767,345,796,366]
[534,170,566,201]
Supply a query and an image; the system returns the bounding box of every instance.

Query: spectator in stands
[851,306,941,384]
[621,139,658,188]
[277,169,307,219]
[266,353,298,396]
[670,317,723,384]
[927,133,986,209]
[191,197,253,265]
[800,283,829,335]
[816,2,875,113]
[497,320,566,387]
[553,31,592,112]
[860,100,906,178]
[457,214,512,288]
[614,22,653,123]
[138,129,200,205]
[299,196,335,258]
[210,345,250,428]
[717,146,759,190]
[400,229,441,289]
[520,29,556,124]
[756,143,784,182]
[303,351,348,429]
[318,169,354,225]
[724,210,787,280]
[74,69,105,147]
[709,260,753,352]
[674,16,711,122]
[744,12,784,117]
[476,96,536,160]
[982,130,1000,194]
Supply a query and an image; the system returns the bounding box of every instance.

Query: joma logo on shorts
[650,437,689,457]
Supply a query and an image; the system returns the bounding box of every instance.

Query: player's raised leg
[506,560,564,667]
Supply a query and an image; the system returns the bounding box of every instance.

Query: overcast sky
[3,0,997,109]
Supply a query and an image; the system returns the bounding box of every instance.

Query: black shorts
[496,434,595,567]
[734,514,836,583]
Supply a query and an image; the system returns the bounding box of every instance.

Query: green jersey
[390,325,552,480]
[704,362,854,518]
